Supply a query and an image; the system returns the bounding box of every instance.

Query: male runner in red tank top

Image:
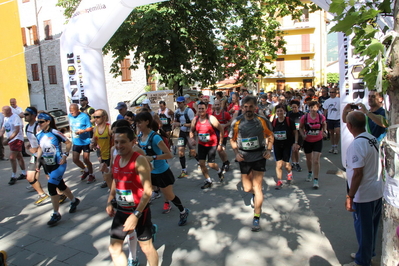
[106,126,158,266]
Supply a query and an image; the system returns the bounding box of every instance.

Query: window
[276,58,284,73]
[27,25,38,45]
[21,28,27,46]
[301,57,310,70]
[302,9,309,22]
[48,65,57,84]
[302,34,310,52]
[43,20,52,40]
[31,64,39,81]
[121,58,131,81]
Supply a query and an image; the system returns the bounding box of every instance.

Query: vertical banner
[60,0,165,115]
[338,33,368,167]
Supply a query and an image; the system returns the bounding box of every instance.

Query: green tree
[327,72,339,84]
[329,0,399,264]
[57,0,319,92]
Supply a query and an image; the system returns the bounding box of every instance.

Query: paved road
[0,140,381,266]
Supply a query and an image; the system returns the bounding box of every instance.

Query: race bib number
[198,133,210,142]
[30,156,35,164]
[177,137,185,147]
[116,189,135,207]
[308,130,320,136]
[274,131,287,140]
[241,136,260,150]
[160,117,168,125]
[43,155,56,165]
[295,122,300,130]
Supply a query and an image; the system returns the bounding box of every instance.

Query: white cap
[142,99,151,105]
[183,94,190,99]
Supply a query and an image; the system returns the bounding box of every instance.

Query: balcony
[279,18,316,30]
[278,44,315,55]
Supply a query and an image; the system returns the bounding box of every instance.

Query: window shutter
[32,25,39,45]
[21,28,27,46]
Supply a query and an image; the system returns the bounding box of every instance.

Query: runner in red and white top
[212,99,232,172]
[189,102,224,189]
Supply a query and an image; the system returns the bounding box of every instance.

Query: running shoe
[223,161,230,172]
[306,173,313,182]
[8,178,16,185]
[218,172,224,182]
[178,208,190,226]
[17,174,26,180]
[177,171,188,179]
[286,172,293,185]
[333,148,338,154]
[87,174,96,184]
[127,258,140,266]
[329,147,334,153]
[152,224,158,242]
[69,198,80,213]
[34,194,49,205]
[0,250,7,266]
[80,171,89,181]
[313,179,319,189]
[162,202,172,214]
[296,164,302,172]
[275,180,283,190]
[252,218,260,232]
[100,181,108,188]
[47,213,61,226]
[150,191,161,203]
[200,181,212,189]
[59,194,67,204]
[26,185,35,192]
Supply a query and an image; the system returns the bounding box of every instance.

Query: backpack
[138,131,169,156]
[175,108,191,124]
[212,110,227,124]
[26,122,38,136]
[231,114,272,142]
[272,116,291,128]
[304,113,323,132]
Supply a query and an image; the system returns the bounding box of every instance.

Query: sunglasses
[24,113,30,116]
[93,116,102,119]
[37,120,47,124]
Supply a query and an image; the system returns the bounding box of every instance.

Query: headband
[25,107,37,115]
[38,113,52,121]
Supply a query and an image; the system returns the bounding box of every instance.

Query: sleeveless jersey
[212,110,231,138]
[113,152,143,212]
[195,117,218,146]
[93,124,111,160]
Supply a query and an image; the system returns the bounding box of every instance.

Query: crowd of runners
[0,85,387,266]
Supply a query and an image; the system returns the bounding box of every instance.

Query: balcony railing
[278,44,315,54]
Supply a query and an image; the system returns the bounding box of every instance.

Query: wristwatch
[63,152,69,157]
[133,210,142,219]
[152,155,157,160]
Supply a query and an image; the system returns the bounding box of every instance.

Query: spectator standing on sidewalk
[323,88,341,154]
[68,103,95,184]
[0,106,26,185]
[343,111,383,266]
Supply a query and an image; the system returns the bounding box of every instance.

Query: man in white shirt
[0,106,27,185]
[322,88,341,154]
[344,111,383,266]
[0,112,6,160]
[10,98,30,157]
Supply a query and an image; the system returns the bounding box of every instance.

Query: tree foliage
[327,72,339,84]
[57,0,320,89]
[329,0,393,93]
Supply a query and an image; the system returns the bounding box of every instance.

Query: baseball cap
[183,94,190,99]
[142,99,151,105]
[115,102,127,109]
[80,96,88,101]
[176,96,185,103]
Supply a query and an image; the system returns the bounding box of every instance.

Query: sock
[53,211,60,215]
[11,172,16,178]
[171,196,184,212]
[84,167,88,172]
[254,213,260,219]
[71,197,76,203]
[127,231,138,260]
[179,156,186,169]
[217,168,222,174]
[21,170,26,175]
[206,178,212,183]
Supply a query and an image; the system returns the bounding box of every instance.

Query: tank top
[113,152,143,212]
[93,124,111,160]
[195,117,218,146]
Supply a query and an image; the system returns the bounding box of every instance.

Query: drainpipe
[34,0,47,109]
